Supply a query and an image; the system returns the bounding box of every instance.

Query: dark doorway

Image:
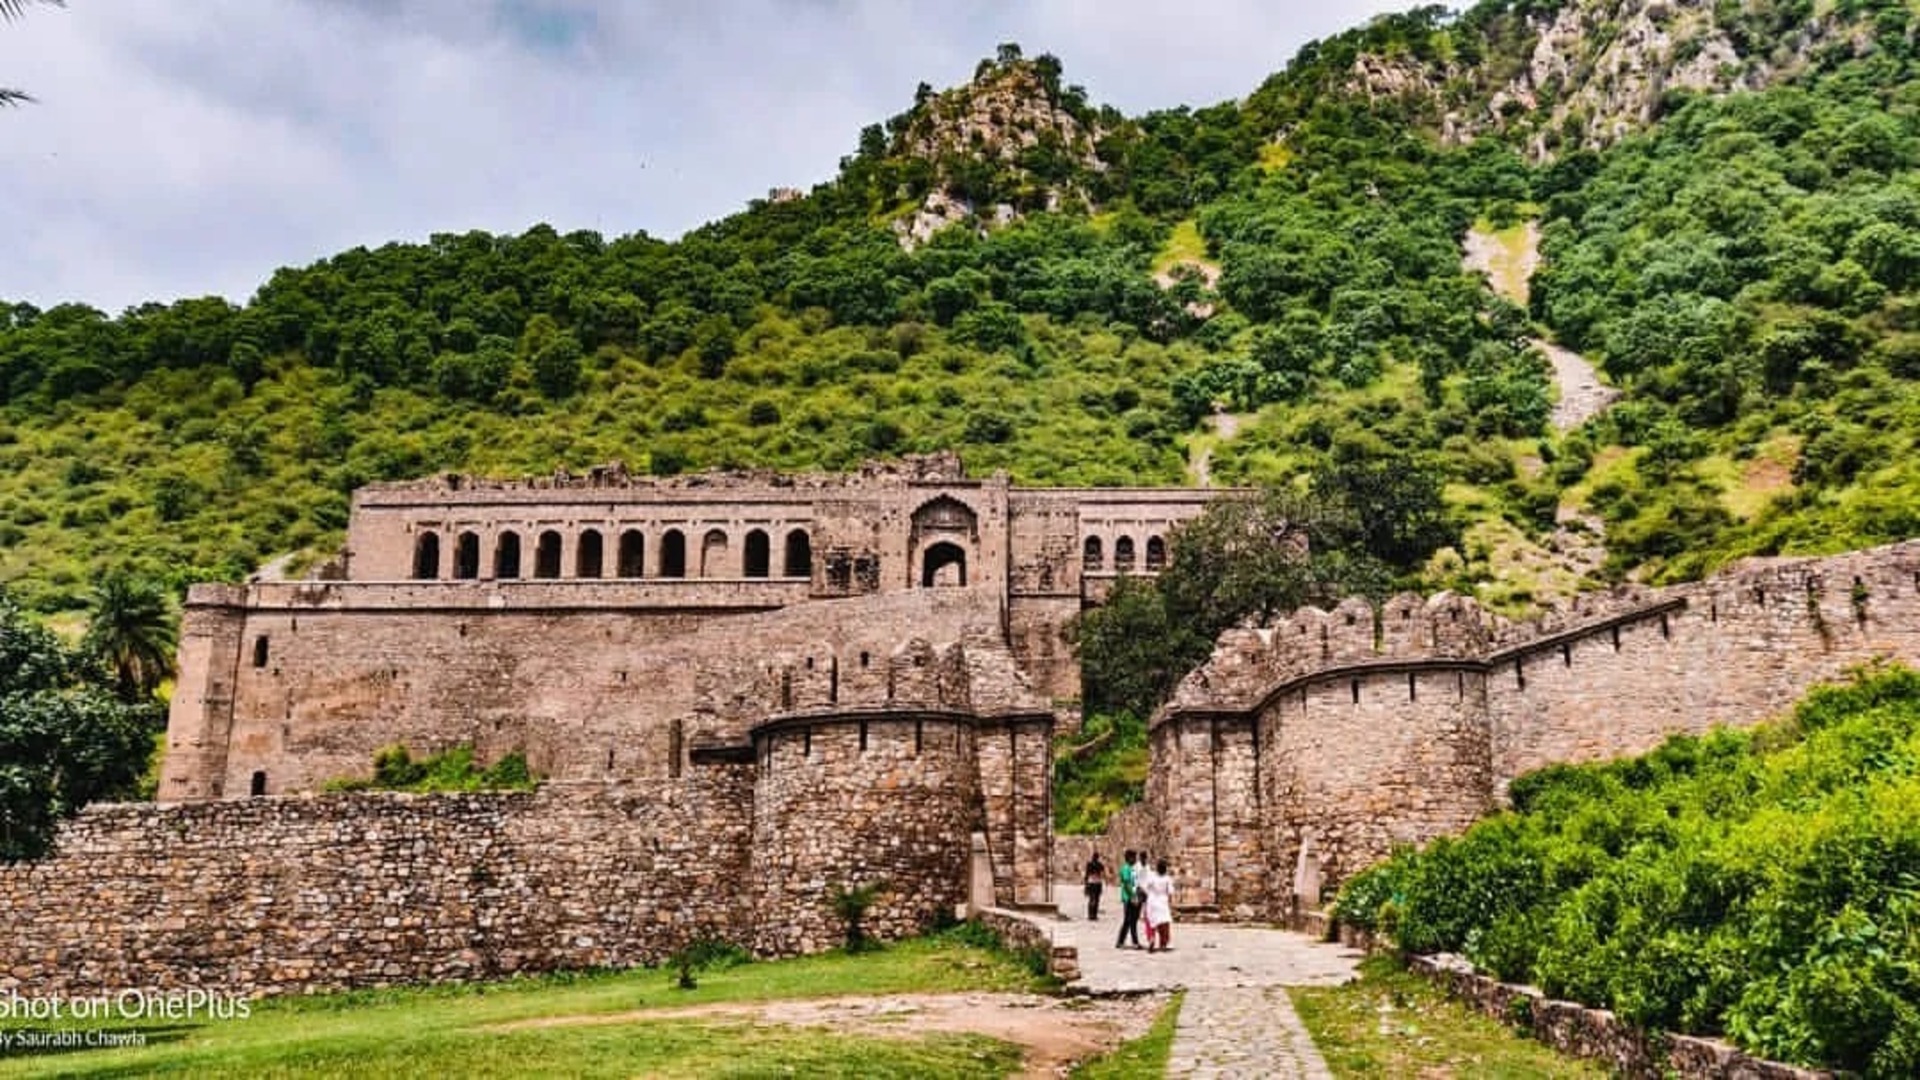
[250,771,267,797]
[535,530,562,579]
[784,529,812,578]
[744,530,770,578]
[576,529,604,578]
[618,530,645,577]
[921,541,968,587]
[454,532,481,579]
[412,532,440,579]
[494,532,522,579]
[661,529,687,578]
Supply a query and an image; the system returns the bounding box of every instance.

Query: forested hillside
[6,0,1920,615]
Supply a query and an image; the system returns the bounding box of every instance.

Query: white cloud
[0,0,1418,311]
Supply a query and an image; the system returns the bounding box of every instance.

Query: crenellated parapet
[1146,538,1920,921]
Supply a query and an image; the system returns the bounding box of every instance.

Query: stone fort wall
[0,781,753,998]
[160,583,1014,801]
[1139,540,1920,918]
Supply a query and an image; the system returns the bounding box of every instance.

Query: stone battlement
[1143,538,1920,920]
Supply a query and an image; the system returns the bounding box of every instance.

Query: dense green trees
[1078,462,1447,719]
[8,3,1920,629]
[82,573,177,702]
[1334,667,1920,1076]
[0,590,155,860]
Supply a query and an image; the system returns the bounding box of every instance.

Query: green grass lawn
[1290,957,1604,1079]
[0,932,1049,1079]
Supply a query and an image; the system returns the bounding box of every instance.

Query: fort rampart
[1134,540,1920,918]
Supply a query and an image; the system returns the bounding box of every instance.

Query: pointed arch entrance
[921,541,968,587]
[910,495,980,590]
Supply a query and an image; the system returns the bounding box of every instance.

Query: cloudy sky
[0,0,1417,312]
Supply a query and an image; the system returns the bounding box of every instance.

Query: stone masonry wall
[0,779,753,998]
[162,586,1004,800]
[748,715,977,954]
[1149,540,1920,912]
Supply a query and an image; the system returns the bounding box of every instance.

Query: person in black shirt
[1083,852,1108,920]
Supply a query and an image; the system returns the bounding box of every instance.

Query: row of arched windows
[411,526,812,581]
[1082,534,1167,574]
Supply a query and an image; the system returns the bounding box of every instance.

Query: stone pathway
[1166,985,1332,1079]
[1041,892,1360,1077]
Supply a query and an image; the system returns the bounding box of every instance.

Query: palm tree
[2,0,62,108]
[84,573,179,702]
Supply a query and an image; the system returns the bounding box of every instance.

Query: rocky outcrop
[1332,0,1864,161]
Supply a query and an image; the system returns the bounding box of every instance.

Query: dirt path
[1190,409,1245,487]
[1537,337,1619,432]
[1463,220,1617,432]
[493,991,1167,1079]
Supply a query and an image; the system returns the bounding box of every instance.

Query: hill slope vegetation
[4,0,1920,622]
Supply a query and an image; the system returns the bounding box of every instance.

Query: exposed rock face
[1335,0,1859,160]
[888,56,1106,248]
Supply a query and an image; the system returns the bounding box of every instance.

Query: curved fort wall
[749,710,979,954]
[1149,540,1920,918]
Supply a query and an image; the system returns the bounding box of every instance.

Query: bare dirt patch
[1462,221,1539,306]
[493,991,1169,1079]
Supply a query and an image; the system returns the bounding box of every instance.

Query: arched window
[1083,536,1104,572]
[576,529,604,579]
[412,532,441,579]
[454,531,481,579]
[494,532,522,579]
[661,529,687,578]
[1146,535,1167,571]
[921,541,968,587]
[535,530,562,579]
[618,530,645,578]
[1114,536,1137,573]
[784,529,812,578]
[700,529,730,577]
[743,529,770,578]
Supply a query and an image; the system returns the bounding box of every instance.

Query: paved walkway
[1044,888,1360,1077]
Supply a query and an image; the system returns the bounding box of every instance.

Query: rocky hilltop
[1281,0,1873,159]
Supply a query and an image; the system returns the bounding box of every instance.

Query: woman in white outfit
[1141,858,1174,952]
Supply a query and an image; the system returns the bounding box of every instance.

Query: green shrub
[327,744,539,793]
[1336,667,1920,1076]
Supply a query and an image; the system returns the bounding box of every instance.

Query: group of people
[1082,850,1175,952]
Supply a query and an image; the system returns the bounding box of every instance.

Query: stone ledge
[974,908,1075,981]
[1394,949,1832,1079]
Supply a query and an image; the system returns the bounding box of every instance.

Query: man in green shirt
[1114,849,1143,948]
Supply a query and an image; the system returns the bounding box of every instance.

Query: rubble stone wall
[748,713,977,954]
[0,779,753,998]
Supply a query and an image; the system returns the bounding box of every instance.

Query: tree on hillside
[82,573,178,703]
[1078,486,1395,718]
[1,590,153,861]
[2,0,62,107]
